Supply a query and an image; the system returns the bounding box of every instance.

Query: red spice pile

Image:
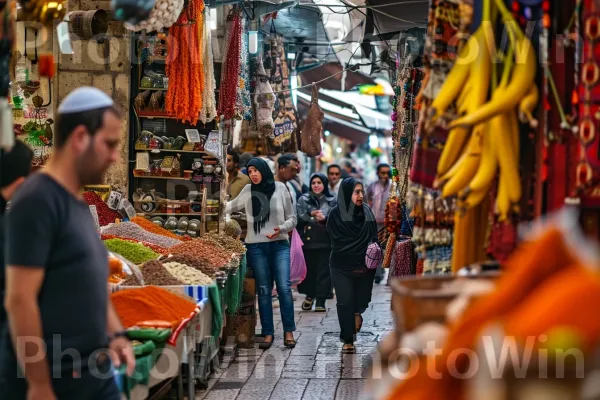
[83,192,122,227]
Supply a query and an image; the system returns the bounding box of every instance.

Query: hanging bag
[300,83,324,157]
[365,240,383,270]
[290,229,307,285]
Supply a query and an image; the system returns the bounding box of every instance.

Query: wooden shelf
[133,174,190,181]
[140,213,202,217]
[138,87,168,91]
[137,112,176,119]
[135,148,217,156]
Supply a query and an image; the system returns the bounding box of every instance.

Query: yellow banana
[441,125,484,198]
[437,21,493,176]
[448,24,537,129]
[493,113,521,203]
[496,170,511,221]
[437,126,471,176]
[429,29,481,120]
[436,150,469,187]
[518,83,539,127]
[463,186,493,209]
[461,120,497,197]
[507,107,520,156]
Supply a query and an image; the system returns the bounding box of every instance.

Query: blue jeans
[246,240,296,336]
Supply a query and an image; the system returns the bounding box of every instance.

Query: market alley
[195,282,393,400]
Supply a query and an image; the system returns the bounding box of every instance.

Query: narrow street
[196,281,393,400]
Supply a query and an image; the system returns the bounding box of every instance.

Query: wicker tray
[389,273,500,333]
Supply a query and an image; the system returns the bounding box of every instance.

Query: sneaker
[315,299,326,312]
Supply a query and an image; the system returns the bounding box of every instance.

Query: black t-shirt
[0,174,109,375]
[0,195,6,326]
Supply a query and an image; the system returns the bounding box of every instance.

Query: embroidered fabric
[200,8,216,124]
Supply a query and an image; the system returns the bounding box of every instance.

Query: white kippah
[57,87,114,114]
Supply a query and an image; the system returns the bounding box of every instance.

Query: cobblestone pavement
[195,278,393,400]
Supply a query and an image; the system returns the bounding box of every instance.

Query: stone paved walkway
[195,279,393,400]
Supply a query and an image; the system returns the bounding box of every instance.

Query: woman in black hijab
[226,157,298,349]
[327,177,378,353]
[296,173,337,312]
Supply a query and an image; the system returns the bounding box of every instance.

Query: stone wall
[56,0,131,193]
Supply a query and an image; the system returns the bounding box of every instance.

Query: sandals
[355,314,363,333]
[302,297,315,311]
[259,335,274,350]
[342,344,356,354]
[314,300,326,313]
[284,333,296,348]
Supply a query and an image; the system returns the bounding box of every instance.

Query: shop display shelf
[138,87,168,91]
[137,112,177,119]
[140,213,202,217]
[133,174,190,180]
[135,148,216,156]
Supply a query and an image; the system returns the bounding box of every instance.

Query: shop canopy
[298,62,376,91]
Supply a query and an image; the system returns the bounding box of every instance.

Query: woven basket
[389,273,500,334]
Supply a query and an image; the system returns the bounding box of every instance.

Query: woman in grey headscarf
[296,173,336,312]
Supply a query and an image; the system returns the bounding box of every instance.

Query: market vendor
[1,87,134,400]
[0,140,34,331]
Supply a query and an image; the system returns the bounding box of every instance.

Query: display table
[116,298,209,400]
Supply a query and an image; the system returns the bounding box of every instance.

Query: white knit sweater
[226,182,297,243]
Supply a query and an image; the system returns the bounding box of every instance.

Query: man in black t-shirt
[2,87,134,400]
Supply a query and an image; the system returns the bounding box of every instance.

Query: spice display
[102,234,170,255]
[111,286,197,328]
[163,261,213,285]
[102,222,182,248]
[161,253,224,276]
[169,240,231,266]
[202,233,245,255]
[165,0,204,124]
[83,191,121,227]
[121,272,142,286]
[104,238,160,265]
[138,260,184,286]
[387,227,597,400]
[131,216,182,240]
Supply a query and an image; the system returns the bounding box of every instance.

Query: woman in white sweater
[226,158,297,349]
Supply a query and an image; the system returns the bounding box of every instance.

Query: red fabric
[486,221,517,262]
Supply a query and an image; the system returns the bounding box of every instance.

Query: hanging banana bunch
[427,0,539,272]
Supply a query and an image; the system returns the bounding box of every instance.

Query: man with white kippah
[1,87,134,400]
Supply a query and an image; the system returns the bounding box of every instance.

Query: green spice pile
[104,239,159,265]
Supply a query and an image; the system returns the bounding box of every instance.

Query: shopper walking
[327,177,378,354]
[297,173,336,312]
[276,153,300,208]
[0,140,34,333]
[367,163,392,284]
[327,164,342,196]
[226,158,297,349]
[226,148,251,200]
[1,87,135,400]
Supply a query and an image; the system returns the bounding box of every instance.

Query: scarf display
[218,8,243,120]
[199,7,217,124]
[247,158,276,234]
[328,178,377,261]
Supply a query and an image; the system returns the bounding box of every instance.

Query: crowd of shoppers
[225,152,388,351]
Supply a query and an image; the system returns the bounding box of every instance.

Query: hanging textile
[264,35,298,154]
[406,0,474,275]
[199,7,217,124]
[165,0,205,125]
[218,8,243,120]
